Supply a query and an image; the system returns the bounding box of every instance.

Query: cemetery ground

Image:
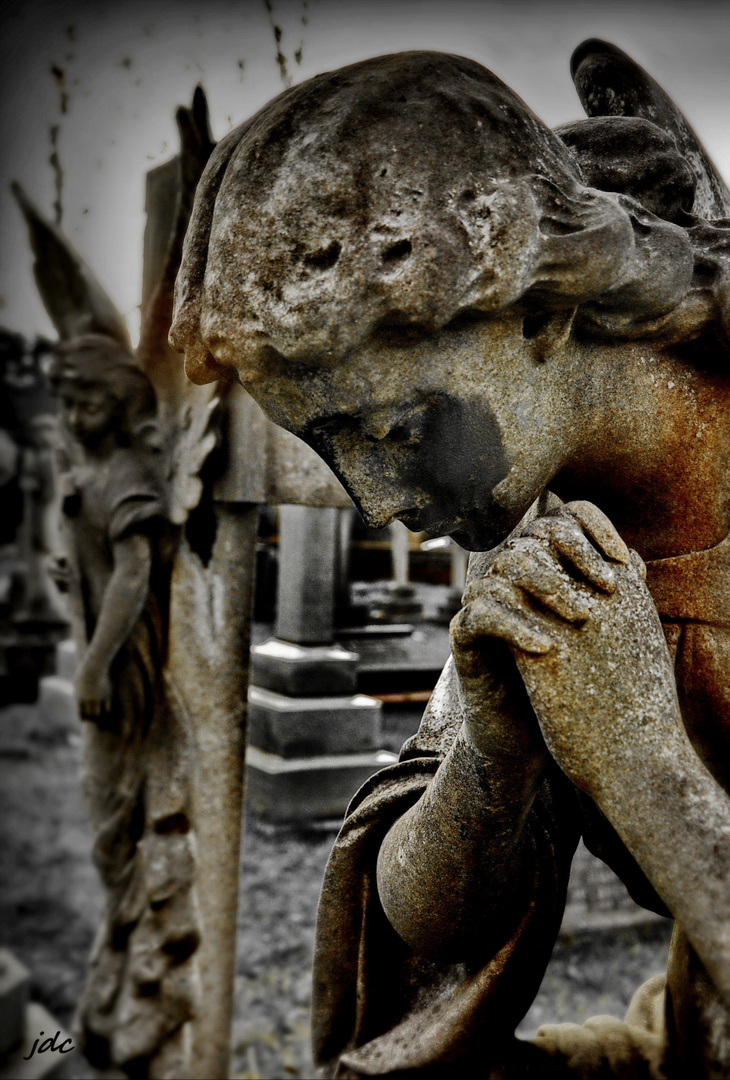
[1,684,672,1079]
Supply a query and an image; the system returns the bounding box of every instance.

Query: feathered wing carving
[570,38,730,220]
[14,89,220,532]
[137,86,216,418]
[134,86,220,529]
[11,182,133,350]
[166,395,218,526]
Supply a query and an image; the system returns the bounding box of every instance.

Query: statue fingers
[560,501,631,565]
[485,542,591,624]
[522,516,616,593]
[451,582,552,656]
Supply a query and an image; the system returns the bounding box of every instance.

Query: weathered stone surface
[246,746,397,822]
[173,37,730,1080]
[251,639,359,697]
[248,685,382,758]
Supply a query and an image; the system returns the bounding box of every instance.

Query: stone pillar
[275,505,338,645]
[169,504,259,1080]
[371,522,423,624]
[247,506,395,822]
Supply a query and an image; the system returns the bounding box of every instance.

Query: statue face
[238,310,582,550]
[57,384,120,449]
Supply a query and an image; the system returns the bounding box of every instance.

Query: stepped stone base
[248,685,382,758]
[251,639,359,697]
[246,745,397,821]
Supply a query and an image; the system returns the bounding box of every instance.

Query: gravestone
[247,507,396,822]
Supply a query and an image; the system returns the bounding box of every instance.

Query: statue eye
[303,241,341,271]
[388,423,411,444]
[374,318,431,347]
[522,312,552,339]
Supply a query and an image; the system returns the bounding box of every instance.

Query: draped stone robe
[61,445,201,1074]
[312,535,730,1079]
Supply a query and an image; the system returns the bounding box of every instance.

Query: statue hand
[75,661,113,722]
[454,500,681,799]
[514,550,682,800]
[448,500,621,774]
[450,501,665,793]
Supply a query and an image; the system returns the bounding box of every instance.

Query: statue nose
[361,414,392,441]
[360,406,409,442]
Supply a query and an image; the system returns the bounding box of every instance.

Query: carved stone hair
[171,49,730,383]
[50,334,158,439]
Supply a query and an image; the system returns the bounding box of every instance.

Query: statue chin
[447,505,528,552]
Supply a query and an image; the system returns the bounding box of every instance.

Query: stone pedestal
[251,639,358,697]
[247,505,396,820]
[248,685,381,757]
[246,641,393,821]
[246,746,397,821]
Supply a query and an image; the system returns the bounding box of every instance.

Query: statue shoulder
[106,443,172,543]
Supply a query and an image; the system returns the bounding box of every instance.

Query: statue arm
[75,531,152,720]
[376,654,567,962]
[376,502,626,962]
[489,507,730,1005]
[586,723,730,1005]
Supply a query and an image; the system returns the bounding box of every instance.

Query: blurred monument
[0,329,66,705]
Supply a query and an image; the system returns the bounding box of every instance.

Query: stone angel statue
[14,89,223,1080]
[171,40,730,1079]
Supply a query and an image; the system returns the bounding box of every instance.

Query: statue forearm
[592,731,730,1007]
[376,725,547,962]
[82,532,152,676]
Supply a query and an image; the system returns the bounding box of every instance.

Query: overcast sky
[2,0,729,343]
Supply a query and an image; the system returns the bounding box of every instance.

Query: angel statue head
[49,335,157,452]
[172,42,730,554]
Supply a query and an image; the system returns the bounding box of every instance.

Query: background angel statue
[15,89,219,1079]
